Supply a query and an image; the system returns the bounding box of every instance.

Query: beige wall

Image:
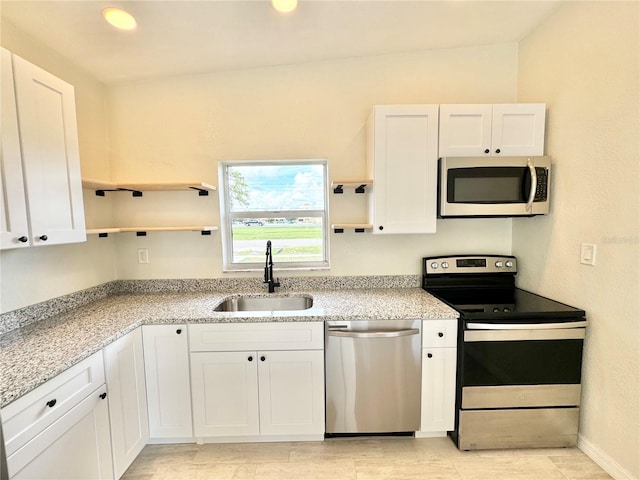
[0,19,116,313]
[107,44,518,279]
[514,2,639,478]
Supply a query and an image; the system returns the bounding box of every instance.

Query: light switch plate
[137,248,149,264]
[580,243,596,265]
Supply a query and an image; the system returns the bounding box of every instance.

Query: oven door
[439,156,550,217]
[461,322,585,408]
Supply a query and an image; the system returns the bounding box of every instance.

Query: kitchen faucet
[264,240,280,293]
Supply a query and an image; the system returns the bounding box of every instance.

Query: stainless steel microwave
[438,156,551,217]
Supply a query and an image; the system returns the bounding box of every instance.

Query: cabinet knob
[99,392,107,400]
[427,353,433,358]
[438,332,444,337]
[378,226,384,231]
[39,235,48,241]
[495,148,501,154]
[176,329,182,334]
[46,399,57,408]
[248,356,253,362]
[484,149,490,154]
[18,236,28,243]
[260,356,266,362]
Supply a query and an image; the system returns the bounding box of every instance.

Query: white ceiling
[0,0,560,84]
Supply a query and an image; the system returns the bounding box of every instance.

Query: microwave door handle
[526,158,537,213]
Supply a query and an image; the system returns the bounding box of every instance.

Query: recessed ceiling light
[102,7,137,30]
[272,0,298,14]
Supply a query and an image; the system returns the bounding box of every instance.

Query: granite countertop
[0,287,458,409]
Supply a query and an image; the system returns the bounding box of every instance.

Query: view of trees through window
[222,162,328,266]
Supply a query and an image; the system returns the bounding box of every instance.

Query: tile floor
[121,436,612,480]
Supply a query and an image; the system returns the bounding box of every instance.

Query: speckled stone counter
[0,280,458,409]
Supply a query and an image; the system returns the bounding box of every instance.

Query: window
[219,160,329,271]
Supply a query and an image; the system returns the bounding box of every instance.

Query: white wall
[514,2,639,479]
[0,20,116,313]
[107,44,518,279]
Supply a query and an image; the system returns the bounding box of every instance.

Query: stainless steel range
[422,255,587,450]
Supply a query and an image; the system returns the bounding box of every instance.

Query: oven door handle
[327,328,420,339]
[466,321,588,330]
[465,326,586,342]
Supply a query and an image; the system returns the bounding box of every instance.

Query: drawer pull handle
[438,332,444,337]
[176,329,182,334]
[18,236,28,243]
[260,356,266,362]
[427,353,433,358]
[39,235,48,241]
[99,392,107,400]
[248,356,253,362]
[46,399,57,408]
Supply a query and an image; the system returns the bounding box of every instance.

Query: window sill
[223,264,330,274]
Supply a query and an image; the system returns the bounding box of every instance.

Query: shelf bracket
[95,189,120,197]
[136,231,147,236]
[98,232,109,238]
[189,187,210,196]
[333,228,345,233]
[333,185,344,194]
[355,184,367,194]
[355,228,365,233]
[201,230,212,236]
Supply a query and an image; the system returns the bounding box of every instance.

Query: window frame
[219,159,330,272]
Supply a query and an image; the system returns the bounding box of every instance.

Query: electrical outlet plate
[580,243,596,265]
[137,248,149,264]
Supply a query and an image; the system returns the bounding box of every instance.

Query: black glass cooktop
[427,287,585,321]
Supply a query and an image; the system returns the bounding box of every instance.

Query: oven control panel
[423,255,517,275]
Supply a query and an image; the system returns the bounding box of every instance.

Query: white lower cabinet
[2,352,113,479]
[103,328,149,478]
[420,319,458,435]
[142,325,194,441]
[189,322,324,441]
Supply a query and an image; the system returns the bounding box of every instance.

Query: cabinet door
[420,348,457,433]
[190,351,259,437]
[0,48,30,250]
[257,350,325,436]
[7,389,113,480]
[12,54,86,246]
[439,104,493,157]
[104,328,149,478]
[492,104,545,156]
[367,105,439,234]
[142,325,193,439]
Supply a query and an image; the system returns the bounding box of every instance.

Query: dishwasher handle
[327,328,420,339]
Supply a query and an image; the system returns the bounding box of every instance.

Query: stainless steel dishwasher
[325,320,422,435]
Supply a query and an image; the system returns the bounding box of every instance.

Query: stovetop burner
[423,255,585,321]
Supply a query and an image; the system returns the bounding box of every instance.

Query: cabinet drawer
[1,351,105,458]
[422,320,457,348]
[189,322,324,352]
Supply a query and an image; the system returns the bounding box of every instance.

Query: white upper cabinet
[1,48,30,249]
[0,49,86,249]
[439,104,546,157]
[367,105,439,234]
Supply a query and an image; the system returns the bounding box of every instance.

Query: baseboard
[578,435,637,480]
[415,431,447,438]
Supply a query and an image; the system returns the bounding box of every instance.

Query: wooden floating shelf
[82,178,216,196]
[331,223,373,233]
[330,180,373,194]
[87,226,219,237]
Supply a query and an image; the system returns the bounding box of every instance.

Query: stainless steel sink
[214,295,313,312]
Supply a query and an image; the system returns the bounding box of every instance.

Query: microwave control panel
[534,167,549,202]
